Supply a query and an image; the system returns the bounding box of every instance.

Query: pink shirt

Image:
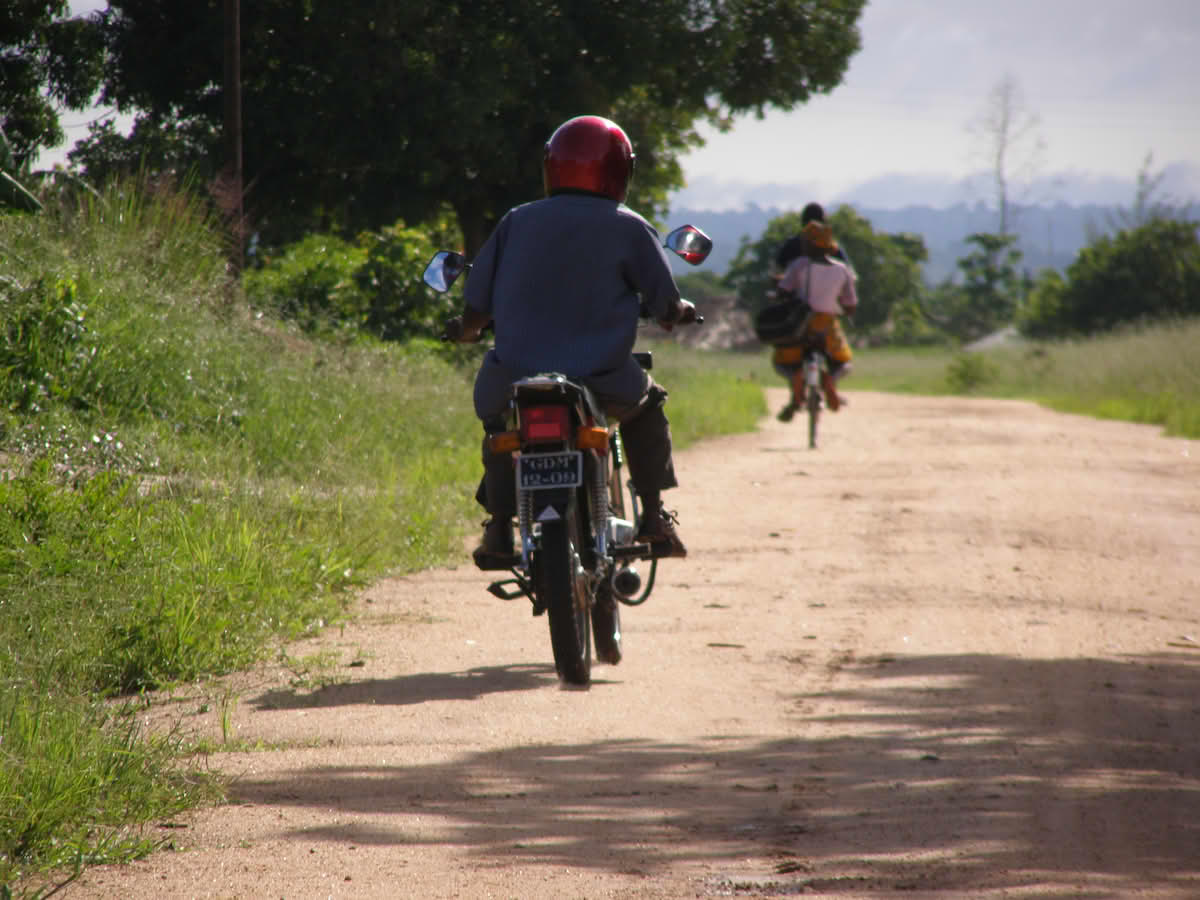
[778,257,858,315]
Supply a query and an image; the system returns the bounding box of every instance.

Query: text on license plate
[518,451,582,489]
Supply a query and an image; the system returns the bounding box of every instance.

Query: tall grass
[850,320,1200,439]
[0,181,479,890]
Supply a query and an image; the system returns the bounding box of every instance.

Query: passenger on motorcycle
[442,114,697,566]
[775,202,851,270]
[773,217,858,420]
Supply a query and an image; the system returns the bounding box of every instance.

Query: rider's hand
[440,315,481,343]
[659,299,698,331]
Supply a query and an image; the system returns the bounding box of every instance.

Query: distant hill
[667,161,1200,283]
[668,200,1195,284]
[667,201,1106,282]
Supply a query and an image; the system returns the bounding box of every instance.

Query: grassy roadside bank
[824,321,1200,440]
[0,184,765,893]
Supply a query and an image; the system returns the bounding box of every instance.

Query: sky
[676,0,1200,208]
[51,0,1200,209]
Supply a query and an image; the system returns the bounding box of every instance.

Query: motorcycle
[422,224,713,686]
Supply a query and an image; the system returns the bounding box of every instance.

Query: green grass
[849,320,1200,439]
[0,692,223,895]
[637,339,768,447]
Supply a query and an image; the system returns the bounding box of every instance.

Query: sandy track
[71,389,1200,899]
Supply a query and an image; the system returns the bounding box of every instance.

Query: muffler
[612,565,641,599]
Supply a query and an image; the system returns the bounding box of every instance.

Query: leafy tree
[723,209,808,314]
[889,294,942,346]
[1018,219,1200,338]
[241,233,368,336]
[923,232,1023,342]
[69,117,219,184]
[1,2,105,168]
[827,207,926,332]
[77,0,865,251]
[1,2,105,208]
[243,212,462,341]
[723,205,927,334]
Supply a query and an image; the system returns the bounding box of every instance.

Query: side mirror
[664,225,713,266]
[422,251,468,292]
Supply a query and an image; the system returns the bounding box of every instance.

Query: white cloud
[677,0,1200,206]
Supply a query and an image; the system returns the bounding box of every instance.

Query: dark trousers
[477,382,677,520]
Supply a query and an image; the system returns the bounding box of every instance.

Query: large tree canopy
[925,231,1025,342]
[1018,219,1200,338]
[1,2,104,171]
[74,0,865,251]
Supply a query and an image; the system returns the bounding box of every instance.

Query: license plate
[518,451,582,490]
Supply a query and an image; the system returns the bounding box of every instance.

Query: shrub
[354,222,457,341]
[0,276,93,413]
[244,220,460,342]
[945,352,995,392]
[242,233,368,336]
[1018,218,1200,337]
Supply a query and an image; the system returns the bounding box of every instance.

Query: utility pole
[223,0,243,275]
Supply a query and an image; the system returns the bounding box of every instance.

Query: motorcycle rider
[775,201,851,270]
[773,217,858,420]
[442,114,698,566]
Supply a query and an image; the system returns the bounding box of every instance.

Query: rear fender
[528,487,573,530]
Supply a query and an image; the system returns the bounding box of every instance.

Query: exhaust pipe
[612,565,641,599]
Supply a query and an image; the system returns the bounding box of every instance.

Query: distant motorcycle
[422,225,713,686]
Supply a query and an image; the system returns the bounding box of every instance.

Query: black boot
[473,428,517,569]
[474,517,515,569]
[635,502,687,559]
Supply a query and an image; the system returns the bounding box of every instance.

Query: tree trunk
[453,199,497,260]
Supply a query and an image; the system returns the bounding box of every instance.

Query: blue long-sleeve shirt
[465,193,682,379]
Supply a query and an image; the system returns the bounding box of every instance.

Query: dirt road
[74,389,1200,899]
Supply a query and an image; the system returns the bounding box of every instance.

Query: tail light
[487,431,521,453]
[576,426,609,452]
[520,404,570,442]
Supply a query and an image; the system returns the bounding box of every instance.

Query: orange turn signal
[487,431,521,453]
[576,426,609,452]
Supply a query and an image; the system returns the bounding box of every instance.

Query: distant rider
[775,201,851,270]
[442,115,697,565]
[773,217,858,420]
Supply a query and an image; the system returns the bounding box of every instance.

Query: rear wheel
[537,497,593,685]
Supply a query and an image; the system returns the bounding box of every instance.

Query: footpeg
[487,576,530,601]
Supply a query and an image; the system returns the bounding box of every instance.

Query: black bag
[754,265,812,344]
[753,300,808,344]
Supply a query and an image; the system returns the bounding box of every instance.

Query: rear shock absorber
[589,452,608,557]
[518,486,533,562]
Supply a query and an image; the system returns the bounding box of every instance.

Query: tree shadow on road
[232,650,1200,896]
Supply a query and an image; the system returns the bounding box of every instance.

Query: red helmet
[543,115,635,203]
